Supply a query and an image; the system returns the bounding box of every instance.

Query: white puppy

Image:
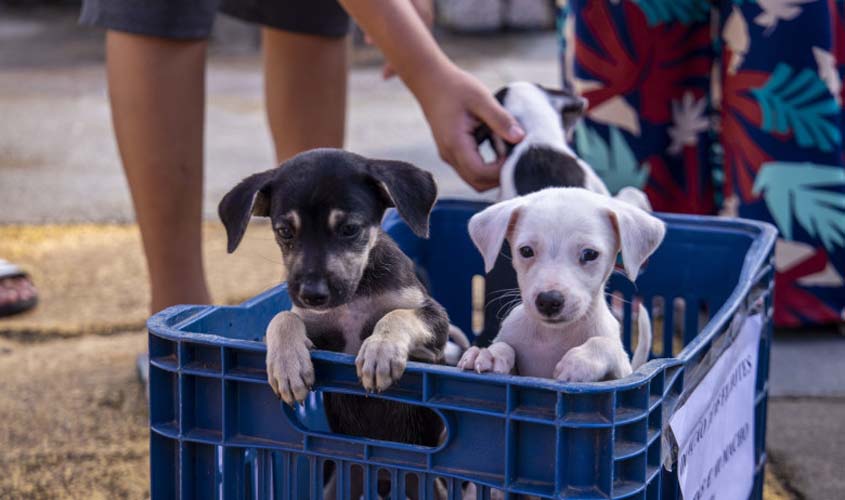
[458,188,665,381]
[477,81,651,213]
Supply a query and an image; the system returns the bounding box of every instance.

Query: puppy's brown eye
[339,223,361,238]
[277,225,294,240]
[519,245,534,258]
[580,248,599,263]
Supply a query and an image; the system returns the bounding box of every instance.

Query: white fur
[615,186,654,213]
[496,82,609,200]
[495,82,654,212]
[444,325,471,365]
[459,188,664,381]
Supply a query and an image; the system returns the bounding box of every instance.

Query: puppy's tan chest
[296,290,423,356]
[298,306,370,355]
[333,306,371,354]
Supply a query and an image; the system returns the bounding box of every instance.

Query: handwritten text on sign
[670,314,762,500]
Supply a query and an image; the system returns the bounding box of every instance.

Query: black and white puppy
[475,81,650,210]
[219,149,449,448]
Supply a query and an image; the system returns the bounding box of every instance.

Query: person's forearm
[339,0,453,101]
[340,0,523,191]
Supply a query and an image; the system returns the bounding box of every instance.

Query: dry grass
[0,219,286,497]
[764,466,797,500]
[0,332,149,498]
[0,221,283,339]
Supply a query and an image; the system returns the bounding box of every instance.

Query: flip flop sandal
[0,259,38,318]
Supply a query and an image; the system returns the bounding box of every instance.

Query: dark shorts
[79,0,350,40]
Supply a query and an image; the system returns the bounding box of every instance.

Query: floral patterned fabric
[557,0,845,328]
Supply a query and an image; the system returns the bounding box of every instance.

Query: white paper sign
[669,314,762,500]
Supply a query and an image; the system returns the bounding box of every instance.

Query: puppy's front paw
[356,334,409,392]
[265,311,314,405]
[457,346,482,371]
[553,349,605,383]
[457,344,514,374]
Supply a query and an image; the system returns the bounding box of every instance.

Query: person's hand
[365,0,434,79]
[416,67,525,191]
[339,0,523,190]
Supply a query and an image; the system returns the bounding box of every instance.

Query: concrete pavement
[767,332,845,499]
[0,7,557,224]
[770,331,845,398]
[767,398,845,500]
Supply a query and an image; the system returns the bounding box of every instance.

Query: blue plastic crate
[148,199,776,500]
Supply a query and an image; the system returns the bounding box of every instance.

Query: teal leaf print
[753,162,845,250]
[633,0,710,26]
[751,63,842,153]
[575,123,650,194]
[556,3,569,51]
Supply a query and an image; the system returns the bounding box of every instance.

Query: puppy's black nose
[299,279,329,307]
[535,291,564,317]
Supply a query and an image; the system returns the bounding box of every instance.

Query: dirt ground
[0,221,282,498]
[0,332,149,499]
[0,222,283,339]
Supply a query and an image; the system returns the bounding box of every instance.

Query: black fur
[324,393,442,446]
[415,298,451,360]
[366,160,437,238]
[219,149,438,310]
[535,83,587,132]
[218,170,273,253]
[494,86,509,104]
[320,234,449,447]
[218,148,449,450]
[218,149,436,254]
[513,145,586,195]
[354,234,421,297]
[473,84,587,157]
[473,87,517,156]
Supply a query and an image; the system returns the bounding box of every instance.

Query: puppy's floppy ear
[607,199,666,281]
[614,186,653,212]
[218,169,275,253]
[473,85,511,155]
[537,84,588,138]
[366,159,438,238]
[468,198,523,273]
[473,123,494,149]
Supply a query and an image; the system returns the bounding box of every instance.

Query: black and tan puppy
[219,148,449,449]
